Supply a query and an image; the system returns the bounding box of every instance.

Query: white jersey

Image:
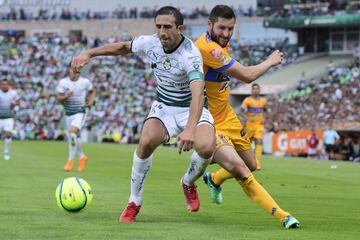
[131,34,204,107]
[57,77,93,116]
[0,89,19,119]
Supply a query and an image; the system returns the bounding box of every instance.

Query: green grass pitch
[0,141,359,240]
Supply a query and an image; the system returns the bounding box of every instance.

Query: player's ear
[177,25,185,32]
[208,19,213,29]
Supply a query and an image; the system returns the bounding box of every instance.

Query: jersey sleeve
[263,98,268,111]
[56,81,66,94]
[183,47,204,83]
[86,79,93,91]
[130,35,152,55]
[198,42,235,73]
[241,98,249,111]
[12,90,20,102]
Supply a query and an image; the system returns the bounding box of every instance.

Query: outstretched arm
[223,50,283,83]
[71,41,132,72]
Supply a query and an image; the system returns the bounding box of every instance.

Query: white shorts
[308,147,317,155]
[0,118,14,132]
[146,100,214,140]
[0,118,14,133]
[65,113,87,130]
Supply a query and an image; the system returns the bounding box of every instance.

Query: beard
[209,26,230,48]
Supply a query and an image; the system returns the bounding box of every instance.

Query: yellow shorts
[246,123,264,140]
[214,119,251,152]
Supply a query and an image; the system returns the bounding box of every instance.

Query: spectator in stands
[350,138,360,162]
[339,136,353,161]
[323,126,340,160]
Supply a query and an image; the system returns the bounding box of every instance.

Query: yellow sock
[238,173,289,223]
[211,168,233,185]
[255,144,263,168]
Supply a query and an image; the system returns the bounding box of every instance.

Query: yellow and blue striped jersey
[241,96,267,124]
[195,32,236,124]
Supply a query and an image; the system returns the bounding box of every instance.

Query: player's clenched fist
[267,50,283,66]
[71,51,91,73]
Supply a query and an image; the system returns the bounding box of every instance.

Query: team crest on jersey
[163,58,171,70]
[209,48,228,64]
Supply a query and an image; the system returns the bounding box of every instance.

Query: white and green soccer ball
[55,177,93,212]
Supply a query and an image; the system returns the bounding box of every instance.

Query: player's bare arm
[57,91,73,103]
[177,80,205,154]
[71,41,132,72]
[261,106,268,125]
[85,89,96,107]
[223,50,283,83]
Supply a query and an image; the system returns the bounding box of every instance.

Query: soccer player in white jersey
[57,68,96,172]
[0,79,19,160]
[71,6,216,222]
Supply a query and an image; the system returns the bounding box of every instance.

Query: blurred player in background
[71,6,215,222]
[196,5,300,228]
[57,68,96,172]
[239,83,267,170]
[0,79,19,161]
[307,129,319,159]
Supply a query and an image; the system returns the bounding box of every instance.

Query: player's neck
[163,35,185,54]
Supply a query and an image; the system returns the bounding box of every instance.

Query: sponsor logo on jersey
[219,81,229,93]
[209,48,228,64]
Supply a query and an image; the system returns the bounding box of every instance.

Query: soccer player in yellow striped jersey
[240,83,267,170]
[196,5,300,228]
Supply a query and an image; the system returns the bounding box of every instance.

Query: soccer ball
[55,177,93,212]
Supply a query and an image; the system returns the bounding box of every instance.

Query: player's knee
[138,136,157,157]
[256,140,263,145]
[247,161,257,172]
[195,143,214,159]
[195,136,215,159]
[231,164,249,179]
[69,130,79,137]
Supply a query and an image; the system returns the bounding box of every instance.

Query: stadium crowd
[275,1,360,18]
[265,57,360,161]
[0,5,260,21]
[0,34,359,154]
[266,58,360,132]
[0,35,155,143]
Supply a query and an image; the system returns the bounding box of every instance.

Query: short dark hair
[252,83,260,88]
[154,6,184,27]
[209,5,236,24]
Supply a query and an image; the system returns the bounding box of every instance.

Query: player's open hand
[85,99,94,107]
[66,91,74,98]
[177,128,195,154]
[267,50,283,66]
[71,51,90,73]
